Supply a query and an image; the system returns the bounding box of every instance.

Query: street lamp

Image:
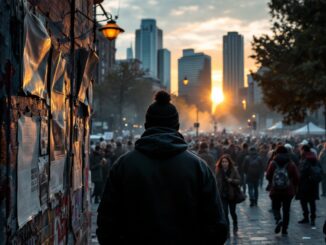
[99,19,124,41]
[242,99,247,111]
[183,76,189,86]
[183,75,199,137]
[76,3,124,42]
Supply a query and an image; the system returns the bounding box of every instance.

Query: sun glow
[211,87,224,114]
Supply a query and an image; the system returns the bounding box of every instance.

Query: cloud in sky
[102,0,271,91]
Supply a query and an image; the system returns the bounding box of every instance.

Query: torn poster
[17,116,41,228]
[23,10,51,99]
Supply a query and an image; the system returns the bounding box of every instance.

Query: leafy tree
[251,0,326,124]
[94,60,152,133]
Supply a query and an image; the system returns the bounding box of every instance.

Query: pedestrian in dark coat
[216,154,241,235]
[97,91,228,245]
[318,143,326,197]
[243,147,263,206]
[90,146,104,203]
[236,143,249,193]
[198,142,216,173]
[266,146,300,235]
[296,144,322,226]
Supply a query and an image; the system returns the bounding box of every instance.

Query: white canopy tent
[292,122,325,135]
[267,121,283,131]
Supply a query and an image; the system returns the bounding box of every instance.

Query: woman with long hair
[216,154,241,235]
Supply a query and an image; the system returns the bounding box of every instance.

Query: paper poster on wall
[71,189,83,234]
[23,10,51,99]
[49,119,66,196]
[40,118,48,155]
[52,119,65,158]
[73,142,83,191]
[78,51,98,105]
[38,156,49,210]
[17,116,41,228]
[49,158,65,196]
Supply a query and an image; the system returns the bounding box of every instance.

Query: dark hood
[135,127,188,159]
[274,153,290,166]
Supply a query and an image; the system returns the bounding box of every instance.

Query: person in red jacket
[266,145,300,235]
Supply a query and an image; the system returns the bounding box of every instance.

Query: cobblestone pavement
[91,182,326,244]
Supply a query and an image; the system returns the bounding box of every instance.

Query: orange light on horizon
[211,87,224,114]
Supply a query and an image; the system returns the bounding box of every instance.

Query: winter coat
[97,127,228,245]
[266,153,300,198]
[236,150,248,176]
[243,152,263,182]
[90,151,103,182]
[216,167,241,202]
[296,152,321,201]
[198,150,216,173]
[319,149,326,173]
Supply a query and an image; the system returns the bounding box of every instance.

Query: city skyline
[103,0,271,94]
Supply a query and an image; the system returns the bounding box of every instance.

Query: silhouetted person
[97,91,227,245]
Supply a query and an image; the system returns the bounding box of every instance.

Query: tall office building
[135,19,163,78]
[126,44,133,60]
[178,49,211,111]
[158,48,171,92]
[95,30,116,84]
[223,32,244,105]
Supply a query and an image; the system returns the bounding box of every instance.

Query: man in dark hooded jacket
[97,91,227,245]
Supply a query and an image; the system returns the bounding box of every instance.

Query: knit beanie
[145,90,179,130]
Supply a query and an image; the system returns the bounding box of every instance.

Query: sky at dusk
[103,0,271,93]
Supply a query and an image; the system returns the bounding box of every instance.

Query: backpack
[272,162,290,190]
[309,163,323,184]
[247,156,261,178]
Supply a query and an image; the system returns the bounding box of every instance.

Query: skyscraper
[178,49,212,111]
[158,49,171,92]
[135,19,163,78]
[223,32,244,105]
[126,44,133,60]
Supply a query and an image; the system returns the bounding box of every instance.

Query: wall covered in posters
[0,0,96,243]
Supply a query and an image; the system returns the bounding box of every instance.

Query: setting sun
[211,87,224,113]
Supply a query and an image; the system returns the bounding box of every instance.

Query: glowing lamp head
[183,76,189,86]
[99,19,125,41]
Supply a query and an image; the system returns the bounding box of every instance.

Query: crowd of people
[91,133,326,237]
[90,90,326,244]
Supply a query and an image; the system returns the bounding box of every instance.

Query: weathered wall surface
[0,0,96,244]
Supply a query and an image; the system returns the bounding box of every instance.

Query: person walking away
[236,143,249,194]
[215,154,241,236]
[318,143,326,197]
[296,144,323,226]
[90,146,104,203]
[266,146,299,235]
[259,144,269,188]
[244,147,263,206]
[198,142,216,173]
[97,91,228,245]
[112,141,126,162]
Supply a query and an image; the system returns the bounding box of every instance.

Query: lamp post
[76,4,124,42]
[183,76,200,138]
[242,99,247,111]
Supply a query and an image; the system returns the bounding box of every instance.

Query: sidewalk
[91,183,326,244]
